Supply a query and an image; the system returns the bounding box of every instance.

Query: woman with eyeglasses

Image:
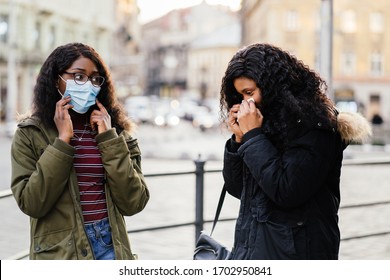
[10,42,150,260]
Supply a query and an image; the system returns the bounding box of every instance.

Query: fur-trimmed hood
[337,111,372,143]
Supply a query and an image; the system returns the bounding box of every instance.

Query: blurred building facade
[110,0,143,100]
[241,0,390,124]
[188,21,241,101]
[141,1,240,101]
[0,0,141,123]
[3,0,388,130]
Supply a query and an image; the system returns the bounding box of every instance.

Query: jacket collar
[337,112,372,143]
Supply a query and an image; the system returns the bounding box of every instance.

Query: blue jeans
[85,218,115,260]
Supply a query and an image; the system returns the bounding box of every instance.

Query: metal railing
[2,158,390,260]
[124,158,223,243]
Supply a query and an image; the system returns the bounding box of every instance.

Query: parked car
[192,106,219,132]
[125,96,154,124]
[153,99,181,127]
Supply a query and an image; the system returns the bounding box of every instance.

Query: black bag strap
[210,184,227,236]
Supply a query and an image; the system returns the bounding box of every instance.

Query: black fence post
[194,155,206,244]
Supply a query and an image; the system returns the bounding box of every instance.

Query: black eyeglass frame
[62,71,105,87]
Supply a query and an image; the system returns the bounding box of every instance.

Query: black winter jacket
[223,116,352,260]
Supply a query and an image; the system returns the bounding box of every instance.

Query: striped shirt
[70,119,108,225]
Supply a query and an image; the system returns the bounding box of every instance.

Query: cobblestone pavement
[1,122,390,260]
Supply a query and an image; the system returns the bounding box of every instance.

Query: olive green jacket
[11,117,149,260]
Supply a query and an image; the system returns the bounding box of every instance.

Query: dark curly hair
[220,43,336,147]
[32,42,133,133]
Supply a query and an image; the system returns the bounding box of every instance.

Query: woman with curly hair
[220,43,371,259]
[11,42,149,260]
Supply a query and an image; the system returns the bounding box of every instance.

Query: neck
[70,111,89,124]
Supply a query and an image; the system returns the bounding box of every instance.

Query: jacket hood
[337,111,372,143]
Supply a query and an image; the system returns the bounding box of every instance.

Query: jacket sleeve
[238,128,335,208]
[96,128,149,216]
[222,137,244,199]
[11,127,75,218]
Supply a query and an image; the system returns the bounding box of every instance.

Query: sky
[137,0,241,23]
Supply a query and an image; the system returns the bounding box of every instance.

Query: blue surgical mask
[58,77,100,114]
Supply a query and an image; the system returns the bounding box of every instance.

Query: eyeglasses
[62,72,105,87]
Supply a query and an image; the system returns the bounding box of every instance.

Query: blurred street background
[1,0,390,260]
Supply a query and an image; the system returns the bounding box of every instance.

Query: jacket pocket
[250,210,307,259]
[33,229,77,260]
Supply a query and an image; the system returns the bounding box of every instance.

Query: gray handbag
[193,185,232,260]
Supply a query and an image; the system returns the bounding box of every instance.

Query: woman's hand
[54,96,74,143]
[228,104,244,143]
[90,99,111,134]
[237,99,263,135]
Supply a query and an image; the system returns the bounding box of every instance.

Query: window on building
[341,52,356,76]
[369,12,384,33]
[369,94,383,125]
[341,10,356,33]
[48,25,56,49]
[286,10,299,32]
[0,14,8,43]
[65,25,75,43]
[370,52,383,76]
[370,94,380,104]
[33,21,41,49]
